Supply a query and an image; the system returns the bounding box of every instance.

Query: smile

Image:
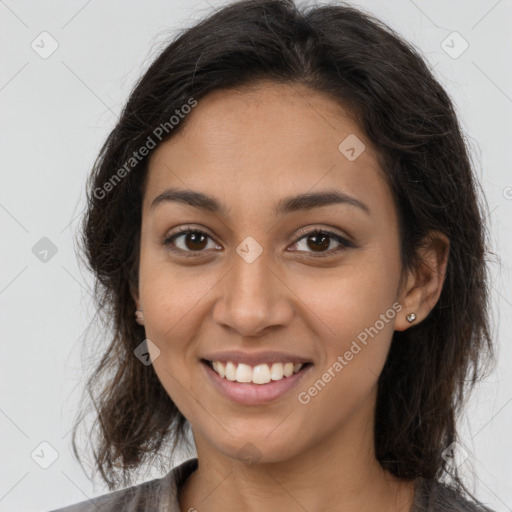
[201,359,313,405]
[205,360,309,384]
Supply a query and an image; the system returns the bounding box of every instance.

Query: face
[136,81,408,465]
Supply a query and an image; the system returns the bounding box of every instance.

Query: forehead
[143,82,394,223]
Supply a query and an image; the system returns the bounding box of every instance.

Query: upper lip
[201,350,313,367]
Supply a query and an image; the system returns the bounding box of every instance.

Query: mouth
[201,359,313,385]
[201,358,314,405]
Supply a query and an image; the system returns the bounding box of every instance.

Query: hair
[72,0,497,504]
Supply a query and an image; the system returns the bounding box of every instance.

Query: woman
[50,0,497,510]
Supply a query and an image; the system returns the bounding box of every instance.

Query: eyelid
[293,226,352,244]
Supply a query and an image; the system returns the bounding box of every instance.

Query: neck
[178,388,416,512]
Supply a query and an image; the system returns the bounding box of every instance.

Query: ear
[395,230,450,331]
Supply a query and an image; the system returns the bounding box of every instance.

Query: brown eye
[162,228,218,255]
[161,226,353,258]
[292,228,353,257]
[181,231,208,251]
[305,232,330,252]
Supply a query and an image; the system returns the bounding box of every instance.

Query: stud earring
[406,312,416,323]
[135,308,144,325]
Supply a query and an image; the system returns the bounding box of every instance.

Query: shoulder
[413,477,496,512]
[47,458,199,512]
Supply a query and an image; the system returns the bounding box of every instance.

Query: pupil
[187,232,207,250]
[308,233,329,252]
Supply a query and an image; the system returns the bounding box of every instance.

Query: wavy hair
[72,0,496,503]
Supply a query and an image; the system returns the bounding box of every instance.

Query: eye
[161,226,354,258]
[161,226,220,256]
[290,228,354,257]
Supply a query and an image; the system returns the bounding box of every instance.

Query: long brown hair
[72,0,496,502]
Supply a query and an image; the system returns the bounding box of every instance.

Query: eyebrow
[150,187,371,217]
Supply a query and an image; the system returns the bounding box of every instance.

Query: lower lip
[201,361,313,405]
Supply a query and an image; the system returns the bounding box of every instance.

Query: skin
[132,81,450,512]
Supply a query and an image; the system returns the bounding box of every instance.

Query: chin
[209,431,305,466]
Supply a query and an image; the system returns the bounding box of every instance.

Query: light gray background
[1,1,511,511]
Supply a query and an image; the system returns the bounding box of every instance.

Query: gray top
[48,457,495,512]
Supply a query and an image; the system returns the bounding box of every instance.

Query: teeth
[212,361,225,378]
[210,361,306,384]
[235,363,252,383]
[225,361,237,381]
[270,363,284,380]
[252,364,271,384]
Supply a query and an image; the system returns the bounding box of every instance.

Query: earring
[135,308,144,325]
[406,312,416,323]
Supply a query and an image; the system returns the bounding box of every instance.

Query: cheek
[138,250,217,345]
[292,286,396,441]
[288,252,399,398]
[289,250,399,343]
[138,261,209,418]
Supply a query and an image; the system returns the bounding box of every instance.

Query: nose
[212,251,293,337]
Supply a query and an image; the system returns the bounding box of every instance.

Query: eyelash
[161,226,354,258]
